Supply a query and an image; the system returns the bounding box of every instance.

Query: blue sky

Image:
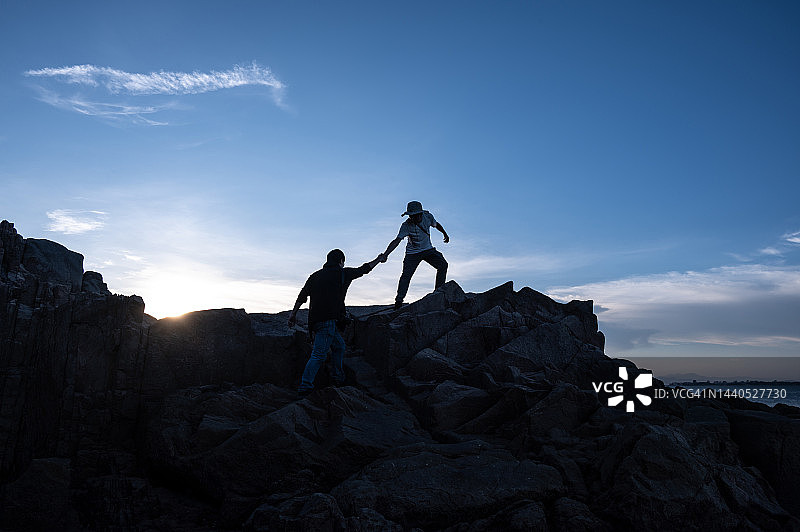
[1,1,799,362]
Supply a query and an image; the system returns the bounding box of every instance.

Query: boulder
[596,423,796,530]
[146,385,430,505]
[423,381,496,431]
[81,270,111,294]
[141,309,307,397]
[505,287,604,349]
[405,348,467,383]
[22,238,84,293]
[551,497,611,532]
[524,383,600,439]
[444,500,549,532]
[244,493,346,532]
[726,408,800,516]
[332,441,565,530]
[433,305,529,366]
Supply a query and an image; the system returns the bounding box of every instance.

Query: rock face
[1,219,799,531]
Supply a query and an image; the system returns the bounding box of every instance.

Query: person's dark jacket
[296,260,372,327]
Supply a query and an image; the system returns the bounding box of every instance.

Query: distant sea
[626,357,800,408]
[668,381,800,408]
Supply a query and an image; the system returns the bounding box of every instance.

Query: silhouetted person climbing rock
[288,248,384,397]
[382,200,450,309]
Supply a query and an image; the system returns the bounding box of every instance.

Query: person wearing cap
[288,248,385,397]
[382,201,450,309]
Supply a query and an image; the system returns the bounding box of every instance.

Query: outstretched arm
[382,237,403,259]
[288,285,310,328]
[368,253,385,269]
[435,223,450,243]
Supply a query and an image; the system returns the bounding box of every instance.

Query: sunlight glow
[122,264,298,319]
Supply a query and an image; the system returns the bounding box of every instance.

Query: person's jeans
[395,247,448,304]
[298,319,346,393]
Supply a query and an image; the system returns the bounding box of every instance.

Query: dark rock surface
[1,219,799,531]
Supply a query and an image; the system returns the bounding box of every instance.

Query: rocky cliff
[1,219,798,531]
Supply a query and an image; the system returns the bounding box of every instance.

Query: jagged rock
[539,447,590,500]
[501,501,549,532]
[596,423,797,530]
[368,307,463,378]
[343,507,405,532]
[456,384,548,436]
[81,270,111,294]
[244,495,407,532]
[79,475,160,530]
[505,287,605,349]
[405,347,467,383]
[332,440,565,530]
[433,305,529,366]
[524,383,600,439]
[423,381,496,431]
[551,497,611,532]
[141,309,308,397]
[0,221,25,276]
[0,291,146,478]
[21,238,84,294]
[444,500,550,531]
[356,281,518,378]
[146,385,430,510]
[455,280,515,321]
[682,404,740,465]
[726,408,800,517]
[245,493,346,532]
[0,458,81,531]
[2,221,799,530]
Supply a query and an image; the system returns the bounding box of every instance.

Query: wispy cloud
[729,229,800,262]
[26,62,284,96]
[46,209,107,234]
[548,264,800,353]
[25,62,287,124]
[33,87,170,125]
[785,231,800,245]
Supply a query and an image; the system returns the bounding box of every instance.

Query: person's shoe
[296,389,312,400]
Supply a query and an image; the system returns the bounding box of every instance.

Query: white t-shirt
[397,210,438,254]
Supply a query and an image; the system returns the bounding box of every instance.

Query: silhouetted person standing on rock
[288,248,384,398]
[382,201,450,310]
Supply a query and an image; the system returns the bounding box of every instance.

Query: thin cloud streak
[46,209,107,234]
[24,62,287,124]
[656,334,800,348]
[26,62,285,103]
[33,88,169,125]
[549,265,800,309]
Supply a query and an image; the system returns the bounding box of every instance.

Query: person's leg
[329,329,346,385]
[298,320,335,394]
[395,252,424,306]
[423,248,448,289]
